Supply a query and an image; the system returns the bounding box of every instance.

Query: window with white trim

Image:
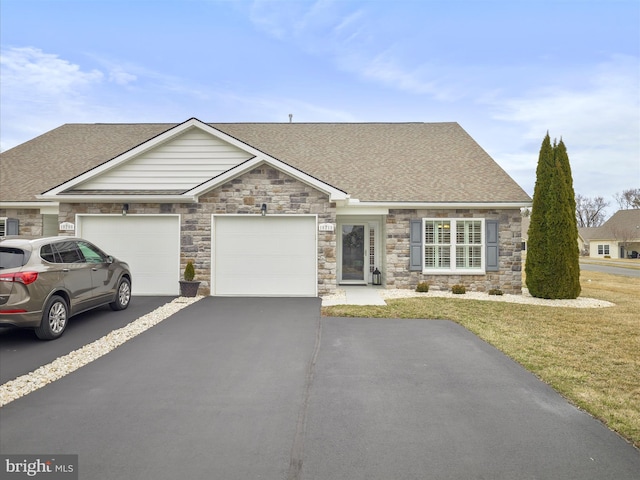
[0,218,5,237]
[423,218,484,273]
[597,244,610,255]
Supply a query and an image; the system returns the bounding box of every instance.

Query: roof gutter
[346,200,532,209]
[35,195,198,203]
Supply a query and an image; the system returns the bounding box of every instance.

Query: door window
[342,225,365,281]
[77,242,108,263]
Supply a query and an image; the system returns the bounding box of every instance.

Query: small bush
[489,288,504,296]
[451,284,466,294]
[184,261,196,281]
[416,282,430,293]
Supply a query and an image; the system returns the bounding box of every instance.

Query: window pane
[40,244,56,263]
[424,221,451,268]
[439,222,451,243]
[457,221,481,244]
[77,242,107,264]
[439,246,450,268]
[425,246,435,268]
[425,222,435,244]
[0,247,27,268]
[457,245,482,268]
[54,242,83,263]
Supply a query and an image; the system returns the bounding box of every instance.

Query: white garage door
[78,215,180,295]
[213,216,317,296]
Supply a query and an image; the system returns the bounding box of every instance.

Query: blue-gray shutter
[485,220,499,271]
[6,218,19,235]
[409,219,422,271]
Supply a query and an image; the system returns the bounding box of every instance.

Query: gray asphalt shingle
[0,121,531,203]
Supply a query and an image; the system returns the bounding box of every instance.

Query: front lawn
[322,271,640,448]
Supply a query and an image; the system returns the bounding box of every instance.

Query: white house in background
[588,209,640,259]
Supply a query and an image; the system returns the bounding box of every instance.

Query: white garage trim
[212,215,318,297]
[76,214,181,296]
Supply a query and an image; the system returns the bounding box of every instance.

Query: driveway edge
[0,296,203,407]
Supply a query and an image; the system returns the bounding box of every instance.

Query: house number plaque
[319,223,335,232]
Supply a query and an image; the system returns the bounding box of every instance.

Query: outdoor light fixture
[372,267,382,286]
[261,203,267,216]
[122,203,129,216]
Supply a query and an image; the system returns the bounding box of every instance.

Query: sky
[1,0,638,213]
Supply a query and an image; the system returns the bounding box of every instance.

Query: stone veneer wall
[58,166,338,296]
[0,209,44,236]
[385,209,523,294]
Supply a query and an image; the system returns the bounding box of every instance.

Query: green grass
[322,271,640,448]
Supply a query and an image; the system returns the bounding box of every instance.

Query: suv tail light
[0,272,39,285]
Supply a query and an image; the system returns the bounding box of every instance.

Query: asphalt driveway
[0,296,174,384]
[1,297,639,479]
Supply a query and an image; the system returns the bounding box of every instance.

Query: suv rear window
[0,247,30,269]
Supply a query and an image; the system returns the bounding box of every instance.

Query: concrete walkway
[322,285,387,306]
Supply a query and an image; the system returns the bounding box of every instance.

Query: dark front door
[341,224,366,283]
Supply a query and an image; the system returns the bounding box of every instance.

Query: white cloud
[0,47,109,150]
[0,46,103,95]
[491,55,639,145]
[484,55,640,201]
[108,67,137,85]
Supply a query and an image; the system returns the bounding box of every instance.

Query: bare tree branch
[614,188,640,210]
[575,194,609,227]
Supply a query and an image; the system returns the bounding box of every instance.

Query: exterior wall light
[122,203,129,216]
[261,203,267,216]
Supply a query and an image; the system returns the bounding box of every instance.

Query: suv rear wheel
[35,295,68,340]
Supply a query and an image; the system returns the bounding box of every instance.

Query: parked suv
[0,237,132,340]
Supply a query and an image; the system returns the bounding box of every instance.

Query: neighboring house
[578,227,599,256]
[0,118,531,296]
[521,215,602,258]
[588,209,640,259]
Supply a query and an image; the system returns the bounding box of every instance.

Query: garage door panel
[78,216,180,296]
[214,216,317,296]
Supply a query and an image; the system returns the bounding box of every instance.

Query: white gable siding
[76,128,253,191]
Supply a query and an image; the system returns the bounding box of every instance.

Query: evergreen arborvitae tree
[526,134,581,299]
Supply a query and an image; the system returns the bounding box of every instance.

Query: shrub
[184,261,196,281]
[488,288,504,296]
[525,134,580,299]
[415,282,430,293]
[451,284,466,294]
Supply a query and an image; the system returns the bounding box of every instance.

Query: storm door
[340,221,382,285]
[341,224,366,283]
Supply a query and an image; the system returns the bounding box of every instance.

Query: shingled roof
[590,209,640,240]
[0,121,531,204]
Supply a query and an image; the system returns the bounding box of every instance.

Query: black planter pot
[179,281,201,297]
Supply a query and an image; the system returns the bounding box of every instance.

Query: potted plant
[179,261,200,297]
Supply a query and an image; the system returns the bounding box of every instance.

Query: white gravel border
[323,288,614,308]
[0,296,203,407]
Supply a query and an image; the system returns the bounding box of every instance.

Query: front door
[339,221,380,284]
[341,224,366,283]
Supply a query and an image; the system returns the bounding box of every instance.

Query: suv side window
[77,242,108,264]
[54,241,83,264]
[40,244,60,263]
